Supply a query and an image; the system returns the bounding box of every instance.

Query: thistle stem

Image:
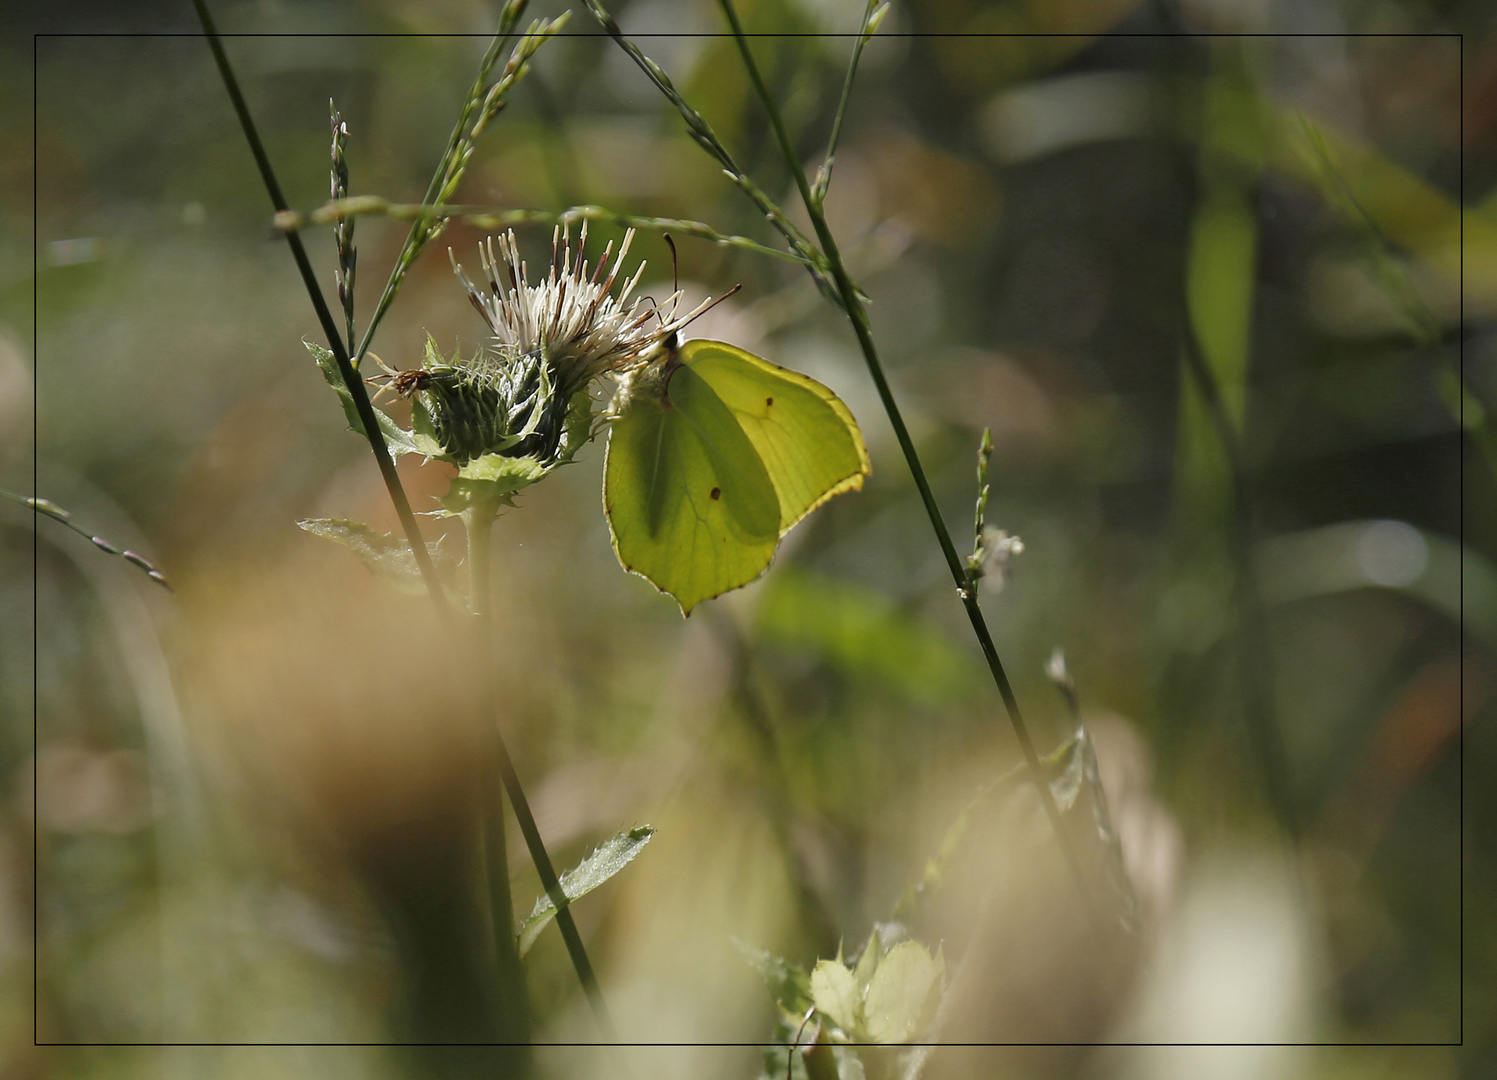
[713,0,1100,921]
[466,501,618,1042]
[464,503,531,1047]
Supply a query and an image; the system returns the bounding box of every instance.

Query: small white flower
[450,224,713,395]
[977,525,1024,590]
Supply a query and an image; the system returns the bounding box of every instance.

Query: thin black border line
[29,25,1467,1048]
[1458,28,1465,1053]
[27,1040,1469,1048]
[32,32,1465,38]
[31,28,39,1054]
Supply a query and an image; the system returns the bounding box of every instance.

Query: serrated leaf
[437,455,550,516]
[809,960,861,1035]
[733,937,813,1015]
[307,340,367,435]
[297,518,452,593]
[518,826,655,958]
[305,340,439,457]
[862,941,942,1045]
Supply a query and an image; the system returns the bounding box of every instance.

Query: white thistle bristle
[451,225,712,393]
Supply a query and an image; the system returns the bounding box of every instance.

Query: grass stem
[192,0,450,618]
[279,199,810,268]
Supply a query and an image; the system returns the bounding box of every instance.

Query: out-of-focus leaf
[733,937,812,1015]
[894,730,1138,936]
[296,518,452,594]
[862,941,943,1044]
[1255,520,1496,649]
[517,826,654,958]
[809,959,861,1034]
[852,927,882,991]
[756,568,982,705]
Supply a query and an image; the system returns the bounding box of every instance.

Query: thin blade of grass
[279,199,811,268]
[582,0,845,307]
[811,0,887,207]
[5,489,171,590]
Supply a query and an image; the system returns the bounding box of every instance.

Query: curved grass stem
[279,199,810,268]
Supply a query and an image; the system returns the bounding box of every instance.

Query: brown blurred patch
[861,129,1000,249]
[1319,653,1482,858]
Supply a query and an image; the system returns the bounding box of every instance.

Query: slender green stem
[4,489,171,590]
[496,715,619,1042]
[192,0,449,619]
[811,0,884,206]
[465,498,617,1040]
[465,504,531,1047]
[714,0,1099,917]
[353,2,562,368]
[280,198,811,268]
[582,0,844,306]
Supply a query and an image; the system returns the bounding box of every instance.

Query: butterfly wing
[680,339,870,534]
[604,362,780,615]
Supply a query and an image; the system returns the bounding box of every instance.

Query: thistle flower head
[367,226,720,510]
[451,224,713,396]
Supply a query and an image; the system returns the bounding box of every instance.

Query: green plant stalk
[464,502,531,1047]
[464,504,616,1041]
[810,0,883,206]
[280,198,810,268]
[194,0,614,1034]
[713,0,1098,914]
[582,0,844,306]
[4,489,171,590]
[192,0,450,618]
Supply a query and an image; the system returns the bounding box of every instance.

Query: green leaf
[305,340,440,457]
[436,455,548,516]
[862,941,943,1045]
[296,518,453,593]
[757,567,984,706]
[517,825,655,958]
[733,938,813,1015]
[809,959,861,1035]
[306,340,366,434]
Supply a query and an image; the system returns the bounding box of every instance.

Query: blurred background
[4,0,1491,1077]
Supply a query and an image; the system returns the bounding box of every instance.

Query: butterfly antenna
[664,233,679,297]
[677,283,743,335]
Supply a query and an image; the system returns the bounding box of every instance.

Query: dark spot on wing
[766,397,773,407]
[710,487,722,500]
